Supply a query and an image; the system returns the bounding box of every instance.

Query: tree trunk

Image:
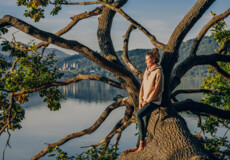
[117,108,216,160]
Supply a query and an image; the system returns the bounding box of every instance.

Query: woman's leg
[135,102,158,151]
[135,114,150,147]
[136,103,158,141]
[124,102,158,152]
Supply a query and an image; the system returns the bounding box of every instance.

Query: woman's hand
[139,102,142,109]
[142,101,147,107]
[139,101,148,109]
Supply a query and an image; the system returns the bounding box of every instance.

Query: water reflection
[176,77,204,101]
[0,78,228,160]
[59,81,128,102]
[58,78,203,102]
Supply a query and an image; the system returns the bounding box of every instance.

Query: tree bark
[118,108,216,160]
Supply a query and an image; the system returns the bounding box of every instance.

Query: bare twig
[220,122,230,138]
[211,62,230,82]
[220,122,230,130]
[213,151,230,156]
[223,128,229,138]
[2,129,11,160]
[114,132,122,150]
[39,45,48,58]
[0,94,16,135]
[218,39,230,55]
[195,113,205,136]
[1,58,19,81]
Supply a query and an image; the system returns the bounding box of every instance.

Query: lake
[0,78,228,160]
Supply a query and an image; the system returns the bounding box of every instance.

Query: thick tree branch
[171,89,222,99]
[211,62,230,82]
[11,74,122,96]
[170,53,230,92]
[10,6,104,52]
[97,0,141,107]
[0,15,131,77]
[122,25,143,81]
[167,0,215,52]
[32,96,128,160]
[0,58,18,81]
[88,99,135,149]
[89,99,134,149]
[98,1,166,51]
[173,99,230,120]
[51,1,100,5]
[160,0,215,106]
[190,8,230,56]
[62,6,103,35]
[97,0,127,64]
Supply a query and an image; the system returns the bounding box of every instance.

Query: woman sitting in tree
[126,48,164,152]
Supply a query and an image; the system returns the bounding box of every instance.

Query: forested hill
[0,36,218,79]
[56,36,219,79]
[0,47,69,59]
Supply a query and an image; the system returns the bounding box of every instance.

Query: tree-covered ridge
[57,36,219,79]
[1,36,218,79]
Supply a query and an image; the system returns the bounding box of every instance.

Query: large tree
[0,0,230,159]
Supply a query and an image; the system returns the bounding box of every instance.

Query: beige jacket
[139,64,164,105]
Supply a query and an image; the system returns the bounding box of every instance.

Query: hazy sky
[0,0,230,55]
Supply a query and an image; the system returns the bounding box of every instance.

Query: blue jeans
[136,102,159,147]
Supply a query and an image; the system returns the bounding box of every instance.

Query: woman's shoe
[124,147,138,152]
[135,140,146,152]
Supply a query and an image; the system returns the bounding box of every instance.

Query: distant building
[90,70,95,73]
[60,62,78,71]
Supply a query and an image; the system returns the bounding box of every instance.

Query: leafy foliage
[0,30,65,134]
[1,42,63,92]
[17,0,68,22]
[48,144,119,160]
[39,87,65,111]
[200,16,230,159]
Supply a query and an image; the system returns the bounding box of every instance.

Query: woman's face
[145,55,155,67]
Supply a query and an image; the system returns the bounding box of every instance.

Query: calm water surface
[0,79,228,160]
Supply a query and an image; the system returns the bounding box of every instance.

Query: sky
[0,0,230,55]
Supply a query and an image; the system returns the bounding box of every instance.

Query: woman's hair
[146,48,160,64]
